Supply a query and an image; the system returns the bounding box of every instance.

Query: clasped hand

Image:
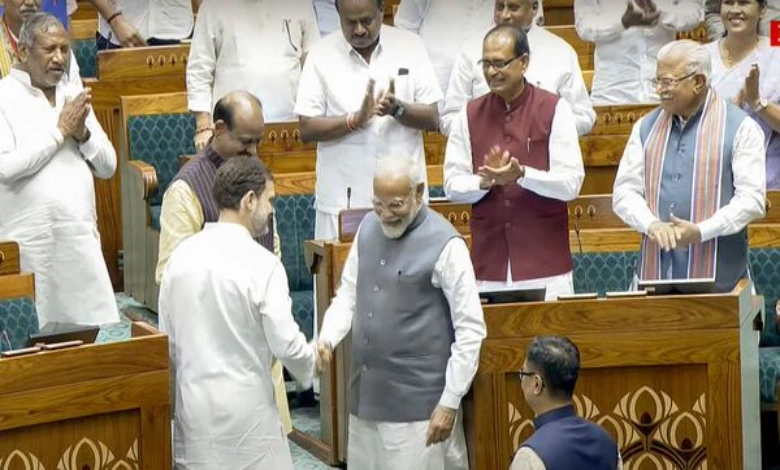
[477,145,524,189]
[648,215,701,251]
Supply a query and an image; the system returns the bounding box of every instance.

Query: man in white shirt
[575,0,702,104]
[441,0,595,136]
[159,155,316,470]
[444,25,584,300]
[317,156,486,469]
[88,0,196,50]
[613,40,765,292]
[188,0,320,150]
[295,0,441,241]
[0,13,119,327]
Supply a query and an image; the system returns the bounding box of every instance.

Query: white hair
[657,39,711,83]
[18,13,63,48]
[374,156,423,187]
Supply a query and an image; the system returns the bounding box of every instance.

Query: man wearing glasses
[441,0,594,137]
[613,40,765,292]
[443,24,584,300]
[511,336,620,469]
[317,156,486,469]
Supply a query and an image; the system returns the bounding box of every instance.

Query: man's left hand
[426,405,457,447]
[670,215,702,246]
[478,157,525,186]
[375,78,398,117]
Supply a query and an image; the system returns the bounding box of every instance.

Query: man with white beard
[317,156,487,469]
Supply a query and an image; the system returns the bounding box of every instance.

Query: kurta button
[362,365,368,372]
[505,222,511,229]
[674,173,681,181]
[505,115,512,122]
[670,202,676,210]
[373,285,379,292]
[368,312,373,318]
[504,200,511,208]
[380,259,386,266]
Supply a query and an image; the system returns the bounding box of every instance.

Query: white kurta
[442,24,595,136]
[319,232,486,468]
[187,0,320,123]
[574,0,702,104]
[159,223,315,470]
[295,26,442,230]
[98,0,194,45]
[443,99,584,298]
[0,69,118,327]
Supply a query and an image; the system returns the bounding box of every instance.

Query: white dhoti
[347,412,468,470]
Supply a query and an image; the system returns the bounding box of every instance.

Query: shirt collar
[533,404,576,430]
[341,31,384,62]
[203,222,254,239]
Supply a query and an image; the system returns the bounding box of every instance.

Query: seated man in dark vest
[444,24,584,300]
[317,156,487,469]
[511,335,620,470]
[154,90,289,432]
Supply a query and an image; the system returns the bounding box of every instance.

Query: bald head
[211,91,265,159]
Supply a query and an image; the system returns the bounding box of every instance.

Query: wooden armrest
[125,160,159,200]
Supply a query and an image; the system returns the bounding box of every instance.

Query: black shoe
[289,388,317,409]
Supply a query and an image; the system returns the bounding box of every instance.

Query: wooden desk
[0,322,171,469]
[305,234,762,468]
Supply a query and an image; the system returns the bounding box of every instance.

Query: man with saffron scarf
[613,40,766,293]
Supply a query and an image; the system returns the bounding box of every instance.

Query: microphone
[346,187,352,210]
[574,217,596,295]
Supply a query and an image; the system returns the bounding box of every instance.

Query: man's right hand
[622,0,660,29]
[110,15,147,48]
[315,340,333,373]
[58,91,91,140]
[647,221,677,251]
[353,79,376,129]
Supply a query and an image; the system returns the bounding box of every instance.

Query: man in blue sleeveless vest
[613,40,766,292]
[511,336,620,470]
[317,156,486,469]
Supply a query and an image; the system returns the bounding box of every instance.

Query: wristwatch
[753,98,768,113]
[73,129,92,145]
[392,101,406,119]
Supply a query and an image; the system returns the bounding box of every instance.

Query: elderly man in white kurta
[160,156,316,470]
[187,0,320,149]
[441,0,595,136]
[0,13,118,328]
[295,0,442,241]
[318,156,486,469]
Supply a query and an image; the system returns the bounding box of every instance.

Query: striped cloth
[641,91,727,280]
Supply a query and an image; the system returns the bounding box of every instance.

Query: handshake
[314,340,333,374]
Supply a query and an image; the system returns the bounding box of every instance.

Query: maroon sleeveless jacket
[466,84,572,281]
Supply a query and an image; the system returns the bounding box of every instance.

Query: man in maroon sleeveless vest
[444,25,584,300]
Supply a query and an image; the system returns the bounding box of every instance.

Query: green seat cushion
[760,347,780,403]
[150,204,162,232]
[429,185,445,199]
[291,290,314,341]
[573,251,638,295]
[750,248,780,346]
[72,38,97,78]
[0,296,39,351]
[127,113,196,206]
[275,194,315,293]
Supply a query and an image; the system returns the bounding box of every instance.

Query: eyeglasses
[649,72,696,89]
[478,55,521,70]
[518,369,539,381]
[372,193,413,213]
